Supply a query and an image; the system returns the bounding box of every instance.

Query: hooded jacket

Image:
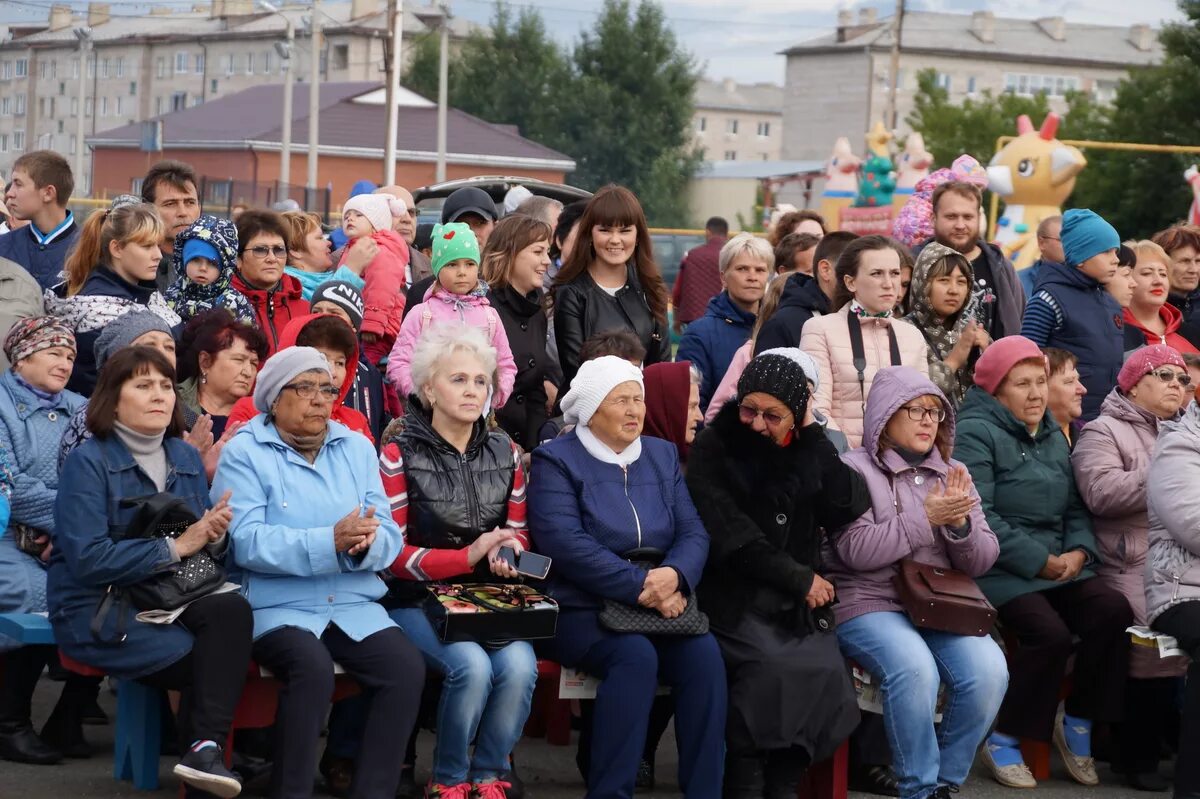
[1146,401,1200,624]
[1122,304,1200,354]
[914,238,1025,339]
[686,401,869,633]
[799,305,929,449]
[338,228,409,342]
[1073,388,1186,678]
[824,367,998,625]
[225,313,372,442]
[676,290,756,412]
[164,215,256,326]
[952,386,1099,607]
[904,241,979,406]
[386,281,516,409]
[753,273,830,354]
[230,269,308,356]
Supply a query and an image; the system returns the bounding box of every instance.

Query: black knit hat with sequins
[736,352,811,424]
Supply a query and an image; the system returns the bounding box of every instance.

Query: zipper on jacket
[1170,573,1200,601]
[621,465,643,547]
[266,296,279,351]
[460,453,481,534]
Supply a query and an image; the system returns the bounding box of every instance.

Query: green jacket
[952,386,1098,608]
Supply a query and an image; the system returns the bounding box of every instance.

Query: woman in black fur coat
[687,349,869,799]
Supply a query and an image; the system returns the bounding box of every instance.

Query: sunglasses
[1150,368,1193,387]
[738,403,790,427]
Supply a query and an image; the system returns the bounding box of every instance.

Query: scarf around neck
[13,372,64,410]
[849,299,892,319]
[276,423,329,464]
[576,423,642,468]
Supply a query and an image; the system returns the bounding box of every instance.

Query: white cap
[561,356,644,427]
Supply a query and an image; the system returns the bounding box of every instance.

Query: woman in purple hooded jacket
[823,366,1007,799]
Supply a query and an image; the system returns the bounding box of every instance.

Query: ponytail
[62,204,165,295]
[64,209,107,295]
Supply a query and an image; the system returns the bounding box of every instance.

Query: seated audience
[176,310,267,438]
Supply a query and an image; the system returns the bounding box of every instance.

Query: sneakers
[173,741,242,798]
[931,787,960,799]
[425,782,471,799]
[1053,714,1099,786]
[471,780,512,799]
[981,735,1037,789]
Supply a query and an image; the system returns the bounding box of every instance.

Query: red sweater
[379,439,528,580]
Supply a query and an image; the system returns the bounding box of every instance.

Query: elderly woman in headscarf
[904,242,991,407]
[530,356,726,799]
[211,346,425,799]
[642,360,704,465]
[0,317,88,765]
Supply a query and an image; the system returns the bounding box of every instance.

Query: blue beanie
[1061,209,1120,267]
[181,237,221,269]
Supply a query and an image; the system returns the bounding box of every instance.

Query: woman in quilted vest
[379,323,537,799]
[953,336,1133,790]
[1073,346,1190,791]
[800,235,928,448]
[824,366,1004,799]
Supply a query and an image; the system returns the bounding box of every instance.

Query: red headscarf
[642,361,694,461]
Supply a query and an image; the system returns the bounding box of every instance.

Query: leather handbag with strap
[894,558,996,637]
[599,548,709,636]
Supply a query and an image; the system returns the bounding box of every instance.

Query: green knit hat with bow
[431,222,481,276]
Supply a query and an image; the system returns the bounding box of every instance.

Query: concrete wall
[692,108,782,162]
[688,177,760,229]
[781,49,871,162]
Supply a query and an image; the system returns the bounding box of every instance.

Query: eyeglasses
[245,245,287,260]
[899,405,947,423]
[1150,369,1193,387]
[738,403,790,427]
[281,382,339,400]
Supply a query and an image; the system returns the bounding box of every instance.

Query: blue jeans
[389,606,538,784]
[837,612,1008,799]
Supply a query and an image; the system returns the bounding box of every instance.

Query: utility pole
[884,0,905,131]
[307,0,322,207]
[436,3,449,182]
[383,0,403,185]
[260,1,293,196]
[73,27,92,195]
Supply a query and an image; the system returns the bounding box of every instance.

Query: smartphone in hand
[498,548,552,580]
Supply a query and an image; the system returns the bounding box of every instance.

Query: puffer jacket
[230,270,308,356]
[953,386,1099,608]
[1073,388,1187,677]
[800,304,929,448]
[825,367,998,625]
[1146,401,1200,624]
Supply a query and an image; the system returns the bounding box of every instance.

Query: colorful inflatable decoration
[893,133,934,213]
[841,123,897,234]
[892,155,988,249]
[820,136,863,229]
[855,154,897,209]
[1186,166,1200,227]
[988,113,1086,270]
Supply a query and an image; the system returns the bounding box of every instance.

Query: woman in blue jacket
[529,356,727,799]
[0,316,87,766]
[211,345,424,799]
[51,346,253,797]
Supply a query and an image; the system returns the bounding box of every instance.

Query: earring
[200,372,208,384]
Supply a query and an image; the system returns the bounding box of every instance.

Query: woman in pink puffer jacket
[800,235,928,448]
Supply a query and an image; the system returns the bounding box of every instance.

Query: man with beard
[927,181,1025,338]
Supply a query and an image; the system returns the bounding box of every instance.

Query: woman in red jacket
[1123,240,1200,353]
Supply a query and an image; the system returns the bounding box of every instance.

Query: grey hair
[689,365,702,386]
[409,322,499,408]
[516,195,564,226]
[719,232,775,274]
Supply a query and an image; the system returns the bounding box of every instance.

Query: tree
[401,31,443,100]
[559,0,702,226]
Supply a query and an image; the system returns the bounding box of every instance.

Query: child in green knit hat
[386,222,517,407]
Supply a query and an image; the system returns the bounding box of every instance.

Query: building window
[73,59,80,79]
[38,97,45,115]
[100,96,108,117]
[263,52,272,74]
[332,44,349,70]
[172,91,188,111]
[0,134,8,153]
[194,53,205,74]
[57,120,64,133]
[192,96,202,107]
[131,177,144,195]
[1,61,12,81]
[69,134,76,154]
[116,96,123,116]
[724,150,737,160]
[85,97,93,117]
[39,61,48,79]
[967,76,977,94]
[116,57,124,78]
[130,81,137,96]
[245,54,254,75]
[156,57,166,78]
[756,121,770,137]
[1004,72,1081,98]
[696,116,706,133]
[935,72,951,91]
[49,97,54,116]
[155,96,165,115]
[726,119,738,134]
[0,97,9,115]
[13,131,24,151]
[59,81,65,96]
[210,78,218,94]
[15,59,27,78]
[70,97,78,116]
[225,54,235,76]
[14,94,25,116]
[100,58,110,78]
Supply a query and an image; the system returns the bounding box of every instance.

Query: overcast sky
[1,0,1189,84]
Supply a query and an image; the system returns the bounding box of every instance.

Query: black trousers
[0,644,54,727]
[1114,676,1179,774]
[995,577,1133,741]
[139,592,254,748]
[1152,601,1200,795]
[253,624,425,799]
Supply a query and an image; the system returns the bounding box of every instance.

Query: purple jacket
[823,366,999,624]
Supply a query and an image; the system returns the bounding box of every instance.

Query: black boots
[0,721,62,765]
[723,753,764,799]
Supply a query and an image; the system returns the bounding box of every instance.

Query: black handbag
[117,493,226,612]
[423,583,559,644]
[599,548,709,636]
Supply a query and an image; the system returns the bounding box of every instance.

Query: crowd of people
[3,146,1200,799]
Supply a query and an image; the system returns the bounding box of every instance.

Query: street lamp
[72,26,92,195]
[257,1,294,197]
[414,3,450,182]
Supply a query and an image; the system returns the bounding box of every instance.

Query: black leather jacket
[552,264,671,386]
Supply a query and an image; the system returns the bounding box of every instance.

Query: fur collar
[707,401,825,499]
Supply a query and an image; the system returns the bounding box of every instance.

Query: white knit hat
[561,356,644,427]
[343,193,407,235]
[503,185,534,215]
[757,346,820,393]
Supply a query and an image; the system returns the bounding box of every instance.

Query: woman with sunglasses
[211,345,424,799]
[1071,345,1190,791]
[953,336,1133,789]
[823,366,1005,799]
[686,349,869,797]
[229,209,308,356]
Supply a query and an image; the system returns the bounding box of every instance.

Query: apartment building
[780,9,1164,161]
[0,0,473,191]
[693,78,783,163]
